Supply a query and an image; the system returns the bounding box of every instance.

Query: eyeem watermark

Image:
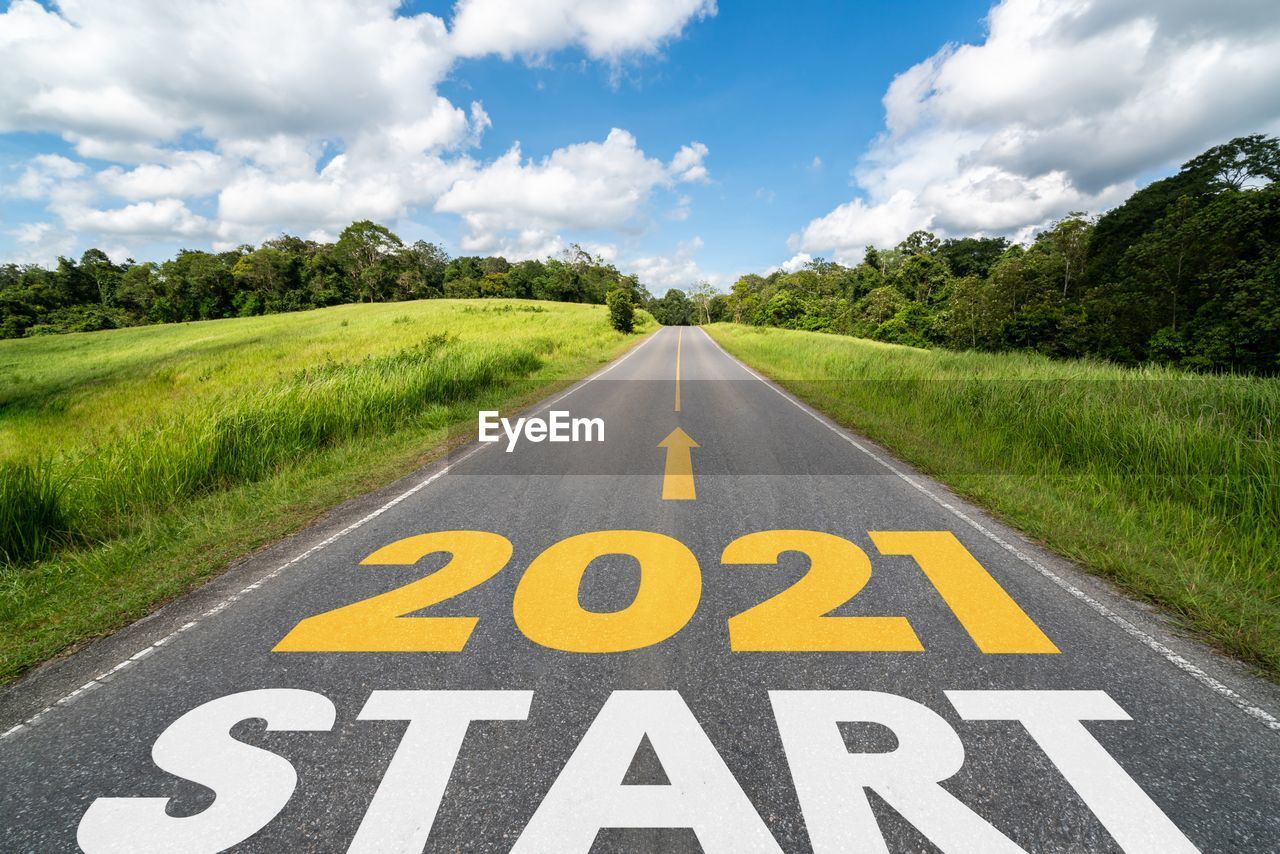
[478,410,604,452]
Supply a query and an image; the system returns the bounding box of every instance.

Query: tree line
[708,135,1280,374]
[5,135,1276,371]
[0,221,652,339]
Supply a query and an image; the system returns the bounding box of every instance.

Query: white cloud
[627,236,734,292]
[436,129,706,256]
[765,253,813,275]
[668,195,693,221]
[670,142,710,183]
[0,0,457,148]
[449,0,717,61]
[62,199,213,239]
[8,154,86,199]
[7,221,77,266]
[0,0,710,258]
[96,151,231,201]
[795,0,1280,263]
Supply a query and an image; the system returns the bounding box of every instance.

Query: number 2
[273,531,511,653]
[723,530,923,652]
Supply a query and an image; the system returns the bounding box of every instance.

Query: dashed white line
[0,328,664,742]
[698,327,1280,733]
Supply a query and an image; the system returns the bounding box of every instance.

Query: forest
[0,221,652,339]
[709,135,1280,374]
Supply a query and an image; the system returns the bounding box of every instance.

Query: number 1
[869,531,1058,654]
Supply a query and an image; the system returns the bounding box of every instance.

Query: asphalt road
[2,325,1278,853]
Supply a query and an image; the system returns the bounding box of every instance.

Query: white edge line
[697,327,1280,733]
[0,327,666,742]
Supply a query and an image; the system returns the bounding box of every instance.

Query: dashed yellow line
[675,327,683,412]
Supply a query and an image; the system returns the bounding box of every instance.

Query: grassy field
[0,299,654,682]
[705,323,1280,676]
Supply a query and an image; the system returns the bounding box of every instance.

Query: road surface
[2,325,1278,852]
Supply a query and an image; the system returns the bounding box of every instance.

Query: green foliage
[1,225,646,341]
[721,134,1280,375]
[650,288,697,326]
[606,289,636,333]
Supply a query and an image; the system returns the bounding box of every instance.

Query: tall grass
[0,299,652,682]
[2,332,543,565]
[706,323,1280,673]
[0,461,68,564]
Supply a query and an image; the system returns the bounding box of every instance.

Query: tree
[163,250,235,319]
[940,237,1009,278]
[232,247,299,315]
[650,289,696,326]
[898,230,941,257]
[1042,213,1093,298]
[1123,196,1199,334]
[606,289,636,333]
[707,293,731,322]
[115,262,160,319]
[761,289,802,327]
[943,276,1000,350]
[333,220,403,302]
[687,280,717,324]
[1181,134,1280,192]
[79,248,124,307]
[893,253,951,303]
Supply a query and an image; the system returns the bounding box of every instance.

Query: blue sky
[2,1,1278,290]
[423,0,991,280]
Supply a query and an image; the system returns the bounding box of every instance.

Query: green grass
[0,299,654,681]
[705,323,1280,676]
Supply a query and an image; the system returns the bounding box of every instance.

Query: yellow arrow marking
[674,326,683,412]
[659,427,699,501]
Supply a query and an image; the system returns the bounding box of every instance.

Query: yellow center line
[675,327,683,412]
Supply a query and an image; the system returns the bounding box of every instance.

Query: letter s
[78,689,335,854]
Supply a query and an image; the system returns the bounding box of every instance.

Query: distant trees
[720,135,1280,374]
[649,288,697,326]
[1,225,649,339]
[6,134,1277,374]
[687,280,716,324]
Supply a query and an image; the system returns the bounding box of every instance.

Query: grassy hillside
[705,323,1280,675]
[0,299,653,681]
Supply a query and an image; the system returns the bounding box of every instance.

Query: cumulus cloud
[7,221,77,266]
[0,0,457,148]
[435,129,709,257]
[794,0,1280,263]
[8,154,86,199]
[96,151,232,201]
[0,0,711,256]
[766,253,813,275]
[670,143,711,183]
[62,199,213,239]
[450,0,717,61]
[627,236,734,292]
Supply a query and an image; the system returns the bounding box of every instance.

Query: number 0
[513,530,701,653]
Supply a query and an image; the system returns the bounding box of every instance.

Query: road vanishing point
[2,325,1278,852]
